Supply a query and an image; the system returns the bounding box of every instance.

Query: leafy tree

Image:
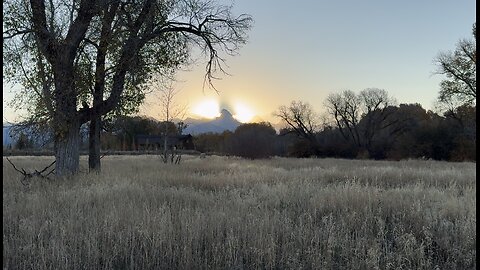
[193,131,232,154]
[3,0,253,175]
[227,122,276,159]
[382,104,466,161]
[434,22,476,106]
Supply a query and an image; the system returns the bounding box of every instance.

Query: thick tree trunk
[52,58,81,176]
[88,114,101,172]
[55,119,80,176]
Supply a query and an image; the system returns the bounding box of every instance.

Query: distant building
[135,134,194,151]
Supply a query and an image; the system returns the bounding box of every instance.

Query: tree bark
[88,114,101,172]
[52,57,80,176]
[55,118,80,176]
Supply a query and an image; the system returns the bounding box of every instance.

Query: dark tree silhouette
[434,22,476,106]
[228,122,276,159]
[274,101,321,155]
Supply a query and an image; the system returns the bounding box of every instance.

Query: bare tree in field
[153,80,187,164]
[3,0,253,175]
[274,101,321,154]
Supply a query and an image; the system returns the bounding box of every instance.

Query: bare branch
[6,157,25,175]
[6,157,56,185]
[3,29,34,40]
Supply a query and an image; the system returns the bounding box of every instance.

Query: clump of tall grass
[3,155,476,269]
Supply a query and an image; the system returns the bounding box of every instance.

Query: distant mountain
[2,123,88,148]
[184,109,241,134]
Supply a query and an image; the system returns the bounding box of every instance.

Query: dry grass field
[3,155,476,269]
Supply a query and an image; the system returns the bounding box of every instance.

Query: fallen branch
[6,157,55,185]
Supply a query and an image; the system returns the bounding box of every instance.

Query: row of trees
[9,96,475,162]
[10,99,474,162]
[191,101,475,161]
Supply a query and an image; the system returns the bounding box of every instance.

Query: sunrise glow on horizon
[191,99,220,119]
[188,98,257,123]
[233,101,255,123]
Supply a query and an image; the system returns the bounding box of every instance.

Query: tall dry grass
[3,155,476,269]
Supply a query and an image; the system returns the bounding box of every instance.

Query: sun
[192,99,220,119]
[233,102,255,123]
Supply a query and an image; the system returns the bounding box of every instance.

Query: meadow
[3,155,476,269]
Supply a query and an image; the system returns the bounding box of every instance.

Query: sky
[3,0,476,124]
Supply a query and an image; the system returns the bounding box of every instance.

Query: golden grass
[3,155,476,269]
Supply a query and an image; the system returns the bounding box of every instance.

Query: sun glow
[192,99,220,119]
[233,102,255,123]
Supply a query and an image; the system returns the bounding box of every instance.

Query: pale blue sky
[163,0,476,122]
[3,0,476,123]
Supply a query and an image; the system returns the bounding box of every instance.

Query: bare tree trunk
[163,136,168,163]
[55,119,80,176]
[163,121,168,163]
[88,114,101,173]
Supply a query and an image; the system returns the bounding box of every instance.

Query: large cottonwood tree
[3,0,252,175]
